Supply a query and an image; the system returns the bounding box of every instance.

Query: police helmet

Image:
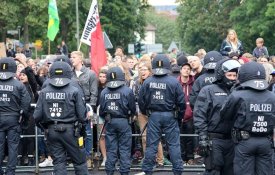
[49,61,72,87]
[238,61,268,90]
[54,55,72,67]
[0,57,17,80]
[215,58,241,81]
[203,51,223,69]
[106,67,125,88]
[152,54,171,75]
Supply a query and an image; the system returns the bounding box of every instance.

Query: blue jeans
[85,121,93,156]
[38,128,49,157]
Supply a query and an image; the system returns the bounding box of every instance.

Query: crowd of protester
[2,28,275,170]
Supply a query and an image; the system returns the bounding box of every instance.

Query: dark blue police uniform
[194,59,241,175]
[221,62,275,175]
[138,54,185,175]
[33,62,89,175]
[190,51,223,109]
[99,67,136,175]
[0,58,31,175]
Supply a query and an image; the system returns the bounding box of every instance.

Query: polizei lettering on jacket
[250,104,272,112]
[149,82,167,90]
[105,93,121,100]
[45,92,66,100]
[0,85,13,91]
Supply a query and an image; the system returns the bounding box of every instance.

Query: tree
[230,0,275,54]
[100,0,148,54]
[177,0,241,54]
[0,0,148,56]
[0,1,20,41]
[145,7,180,52]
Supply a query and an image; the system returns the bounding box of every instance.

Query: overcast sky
[148,0,178,6]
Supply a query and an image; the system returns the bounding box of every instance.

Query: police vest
[44,91,77,122]
[0,84,14,106]
[104,91,126,118]
[243,102,274,135]
[149,82,167,105]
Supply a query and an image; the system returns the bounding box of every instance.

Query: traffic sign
[128,44,135,53]
[103,32,113,49]
[168,41,178,52]
[7,30,18,35]
[146,44,163,53]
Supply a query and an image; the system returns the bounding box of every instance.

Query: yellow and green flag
[47,0,59,41]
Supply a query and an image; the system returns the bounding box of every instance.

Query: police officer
[138,54,185,175]
[220,62,275,175]
[190,51,223,109]
[99,67,136,175]
[193,58,241,174]
[33,61,89,175]
[0,57,31,175]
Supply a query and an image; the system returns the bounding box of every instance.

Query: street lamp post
[76,0,80,49]
[17,26,21,41]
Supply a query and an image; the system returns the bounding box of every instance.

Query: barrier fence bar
[1,104,204,173]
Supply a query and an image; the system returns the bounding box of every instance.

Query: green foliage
[230,0,275,54]
[177,0,240,54]
[0,0,147,57]
[177,0,275,55]
[101,0,147,53]
[145,8,180,52]
[0,0,20,37]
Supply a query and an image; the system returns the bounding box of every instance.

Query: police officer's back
[99,67,136,175]
[193,58,241,175]
[190,51,223,109]
[138,54,185,175]
[33,61,89,175]
[0,57,31,175]
[220,62,275,175]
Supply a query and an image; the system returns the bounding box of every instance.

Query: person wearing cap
[0,57,31,175]
[33,61,89,175]
[189,51,223,109]
[220,62,275,175]
[99,66,136,175]
[138,54,185,175]
[194,58,241,174]
[177,60,195,165]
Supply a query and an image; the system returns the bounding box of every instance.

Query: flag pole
[48,39,50,54]
[35,46,37,59]
[78,42,82,51]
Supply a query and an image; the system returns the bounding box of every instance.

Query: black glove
[80,123,87,138]
[198,135,210,157]
[20,111,29,130]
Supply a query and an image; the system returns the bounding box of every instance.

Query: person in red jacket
[177,58,195,165]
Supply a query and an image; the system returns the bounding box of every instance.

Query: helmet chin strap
[222,76,236,89]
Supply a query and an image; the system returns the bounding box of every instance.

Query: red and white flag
[80,0,106,75]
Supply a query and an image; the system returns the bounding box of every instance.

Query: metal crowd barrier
[0,104,205,174]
